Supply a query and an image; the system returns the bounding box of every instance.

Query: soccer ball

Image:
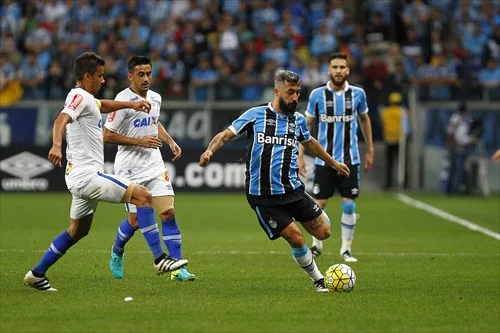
[324,263,356,292]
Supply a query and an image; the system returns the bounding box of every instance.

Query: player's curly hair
[73,52,105,81]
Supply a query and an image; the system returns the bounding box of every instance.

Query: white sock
[292,245,324,281]
[340,213,356,254]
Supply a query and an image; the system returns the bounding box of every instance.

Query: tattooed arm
[199,129,236,167]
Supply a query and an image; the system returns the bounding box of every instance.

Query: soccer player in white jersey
[23,52,187,291]
[104,56,195,281]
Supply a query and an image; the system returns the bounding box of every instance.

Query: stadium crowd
[0,0,499,104]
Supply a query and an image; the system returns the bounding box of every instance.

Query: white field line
[396,193,500,241]
[0,248,498,257]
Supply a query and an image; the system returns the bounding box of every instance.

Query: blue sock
[112,219,136,256]
[32,231,76,276]
[162,218,182,259]
[136,207,164,260]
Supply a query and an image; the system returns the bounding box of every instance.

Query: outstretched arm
[359,113,374,172]
[48,113,73,167]
[99,99,151,114]
[158,122,182,162]
[301,137,350,176]
[199,129,236,167]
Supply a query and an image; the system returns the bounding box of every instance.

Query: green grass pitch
[1,192,499,332]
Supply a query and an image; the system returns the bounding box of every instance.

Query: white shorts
[69,171,131,219]
[125,173,174,213]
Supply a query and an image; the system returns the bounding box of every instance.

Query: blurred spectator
[401,28,423,75]
[190,55,218,102]
[479,58,500,89]
[238,55,262,101]
[310,22,338,57]
[364,11,390,50]
[163,51,186,99]
[463,21,489,60]
[0,0,21,35]
[0,33,22,66]
[0,51,22,106]
[387,60,411,105]
[325,0,344,32]
[479,58,500,100]
[18,52,46,100]
[40,0,68,25]
[215,62,239,100]
[121,15,150,54]
[445,103,478,194]
[3,0,498,105]
[262,38,289,68]
[380,92,410,189]
[302,58,328,90]
[413,54,459,101]
[0,52,16,90]
[149,21,173,55]
[484,25,500,62]
[45,59,65,99]
[402,0,430,41]
[362,50,388,102]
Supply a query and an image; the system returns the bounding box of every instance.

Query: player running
[199,70,350,292]
[104,56,195,282]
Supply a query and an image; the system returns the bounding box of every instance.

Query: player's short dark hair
[328,52,349,66]
[73,52,105,81]
[128,56,152,73]
[274,69,301,87]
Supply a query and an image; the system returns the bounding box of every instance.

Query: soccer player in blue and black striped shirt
[199,70,350,292]
[298,53,374,263]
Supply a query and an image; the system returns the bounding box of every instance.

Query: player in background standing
[298,53,374,262]
[24,52,187,291]
[199,70,350,292]
[104,56,195,282]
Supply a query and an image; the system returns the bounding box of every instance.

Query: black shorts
[246,186,323,240]
[312,164,360,200]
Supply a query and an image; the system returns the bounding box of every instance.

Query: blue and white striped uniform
[305,81,368,166]
[228,102,311,196]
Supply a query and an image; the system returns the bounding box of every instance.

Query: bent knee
[282,229,305,248]
[318,227,331,240]
[159,207,175,221]
[132,185,153,207]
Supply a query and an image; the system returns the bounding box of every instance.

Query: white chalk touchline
[0,248,497,257]
[396,193,500,241]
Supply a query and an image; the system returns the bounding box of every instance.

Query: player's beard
[279,97,297,115]
[330,74,346,88]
